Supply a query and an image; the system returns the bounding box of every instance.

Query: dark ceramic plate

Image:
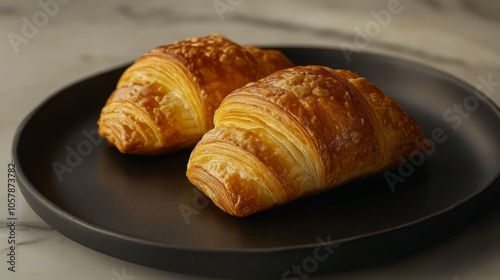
[13,47,500,279]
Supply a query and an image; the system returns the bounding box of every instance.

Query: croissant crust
[186,65,429,217]
[97,34,293,154]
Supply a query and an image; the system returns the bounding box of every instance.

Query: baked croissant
[186,65,429,217]
[97,34,293,154]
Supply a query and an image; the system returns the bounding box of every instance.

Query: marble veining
[1,222,54,248]
[462,0,500,22]
[1,0,500,279]
[0,6,19,16]
[116,4,213,23]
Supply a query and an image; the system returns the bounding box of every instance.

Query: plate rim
[12,46,500,276]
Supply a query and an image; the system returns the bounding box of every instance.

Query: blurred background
[1,0,499,279]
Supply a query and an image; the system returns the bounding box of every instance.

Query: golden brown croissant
[186,65,429,217]
[97,34,293,154]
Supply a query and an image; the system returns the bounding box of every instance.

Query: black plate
[13,48,500,279]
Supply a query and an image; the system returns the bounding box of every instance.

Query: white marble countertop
[1,0,500,279]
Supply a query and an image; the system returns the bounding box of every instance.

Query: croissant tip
[97,120,146,154]
[187,163,272,218]
[187,166,242,216]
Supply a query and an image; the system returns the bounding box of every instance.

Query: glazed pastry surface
[187,65,428,217]
[97,34,293,154]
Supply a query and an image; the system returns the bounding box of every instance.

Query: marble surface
[1,0,499,279]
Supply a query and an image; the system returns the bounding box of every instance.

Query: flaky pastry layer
[187,65,429,217]
[97,34,293,154]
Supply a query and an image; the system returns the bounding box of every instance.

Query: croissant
[186,65,429,217]
[97,34,293,154]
